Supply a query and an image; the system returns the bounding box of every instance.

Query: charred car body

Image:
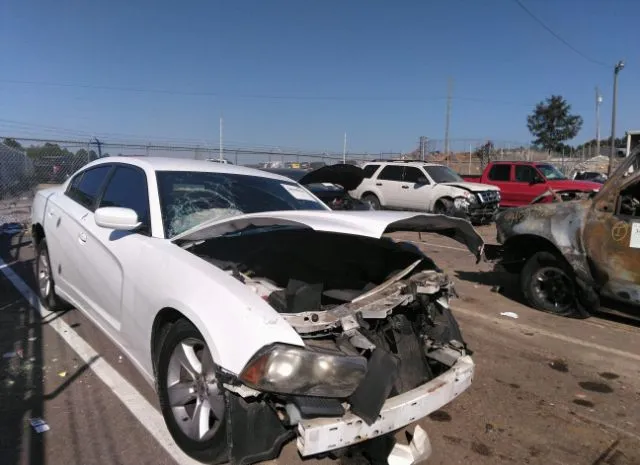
[491,147,640,317]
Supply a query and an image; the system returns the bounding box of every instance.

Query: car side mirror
[530,176,544,185]
[95,207,142,231]
[416,176,429,184]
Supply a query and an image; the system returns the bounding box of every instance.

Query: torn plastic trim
[295,355,474,457]
[281,269,452,334]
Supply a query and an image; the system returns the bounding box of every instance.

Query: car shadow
[454,268,640,328]
[454,269,524,304]
[0,225,98,465]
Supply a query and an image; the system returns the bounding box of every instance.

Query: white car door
[76,164,153,334]
[47,165,114,309]
[401,166,435,211]
[374,165,406,208]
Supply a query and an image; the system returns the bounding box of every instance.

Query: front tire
[434,198,453,215]
[156,319,229,464]
[520,251,588,318]
[35,238,67,311]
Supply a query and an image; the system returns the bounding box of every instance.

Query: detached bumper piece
[296,355,474,459]
[466,202,499,223]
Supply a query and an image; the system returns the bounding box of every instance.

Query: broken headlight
[239,343,367,398]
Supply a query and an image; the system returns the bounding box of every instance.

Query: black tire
[434,198,453,215]
[520,251,589,318]
[362,194,381,210]
[156,319,229,464]
[34,238,67,311]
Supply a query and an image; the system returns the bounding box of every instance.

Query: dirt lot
[1,224,639,465]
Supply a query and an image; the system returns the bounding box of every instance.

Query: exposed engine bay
[189,228,467,405]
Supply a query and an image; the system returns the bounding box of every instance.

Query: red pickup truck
[462,161,602,207]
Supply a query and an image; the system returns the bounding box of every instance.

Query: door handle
[402,185,409,189]
[78,232,87,244]
[376,183,383,186]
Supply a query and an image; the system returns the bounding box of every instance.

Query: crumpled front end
[189,227,474,465]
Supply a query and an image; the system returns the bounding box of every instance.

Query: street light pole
[595,87,602,157]
[608,60,624,176]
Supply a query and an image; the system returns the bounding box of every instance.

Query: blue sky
[0,0,638,153]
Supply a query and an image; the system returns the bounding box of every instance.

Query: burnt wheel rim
[38,249,51,298]
[166,338,224,442]
[532,267,574,312]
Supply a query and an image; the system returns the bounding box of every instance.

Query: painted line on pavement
[453,305,640,362]
[0,257,200,465]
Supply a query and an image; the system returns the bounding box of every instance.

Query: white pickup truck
[350,161,501,224]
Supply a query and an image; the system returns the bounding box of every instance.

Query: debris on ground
[499,312,519,319]
[29,418,50,433]
[58,371,67,378]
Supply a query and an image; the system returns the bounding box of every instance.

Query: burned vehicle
[32,157,479,465]
[492,146,640,317]
[262,164,372,211]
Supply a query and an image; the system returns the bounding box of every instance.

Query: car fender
[135,241,304,377]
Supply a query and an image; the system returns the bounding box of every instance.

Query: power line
[512,0,610,68]
[0,78,533,106]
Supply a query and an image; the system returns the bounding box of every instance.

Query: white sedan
[31,157,479,465]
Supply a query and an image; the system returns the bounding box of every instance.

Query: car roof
[364,161,444,167]
[78,156,295,182]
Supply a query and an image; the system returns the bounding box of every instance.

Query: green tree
[2,138,23,149]
[527,95,583,152]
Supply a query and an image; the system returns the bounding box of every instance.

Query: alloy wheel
[166,338,225,442]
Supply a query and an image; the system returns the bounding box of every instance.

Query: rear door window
[66,165,112,210]
[377,165,404,181]
[488,164,511,181]
[362,164,380,178]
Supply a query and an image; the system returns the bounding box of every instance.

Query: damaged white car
[30,157,479,465]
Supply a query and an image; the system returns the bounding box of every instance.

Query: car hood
[172,210,485,260]
[298,164,365,191]
[546,179,601,191]
[441,182,499,192]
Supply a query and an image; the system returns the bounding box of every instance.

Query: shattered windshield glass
[536,164,567,180]
[156,171,327,238]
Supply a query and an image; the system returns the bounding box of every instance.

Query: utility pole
[595,86,602,157]
[608,61,625,176]
[444,77,453,156]
[343,132,347,163]
[219,116,224,161]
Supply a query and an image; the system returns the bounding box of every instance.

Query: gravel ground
[1,225,639,465]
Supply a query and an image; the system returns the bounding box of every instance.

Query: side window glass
[99,167,151,234]
[488,164,511,181]
[378,165,404,181]
[363,165,380,178]
[66,166,112,210]
[515,166,536,182]
[403,167,424,183]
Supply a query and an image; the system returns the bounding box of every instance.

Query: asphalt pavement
[1,226,639,465]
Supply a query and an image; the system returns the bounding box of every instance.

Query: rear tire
[156,319,229,464]
[35,238,67,311]
[520,251,589,318]
[362,194,381,210]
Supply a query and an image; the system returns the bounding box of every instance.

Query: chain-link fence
[0,135,626,231]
